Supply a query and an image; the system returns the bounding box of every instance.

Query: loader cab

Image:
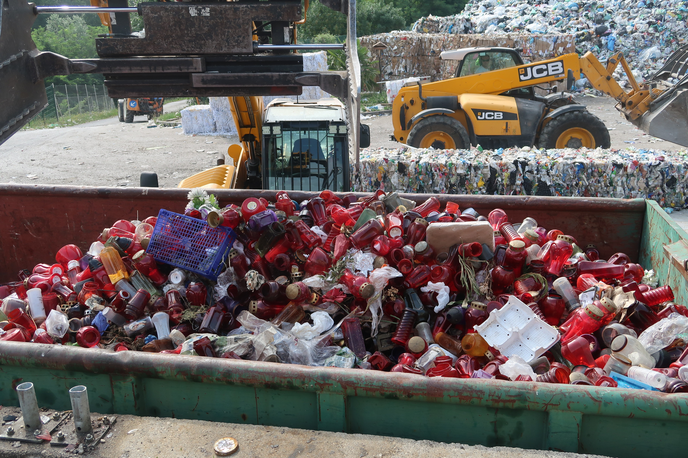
[261,98,350,192]
[441,47,524,78]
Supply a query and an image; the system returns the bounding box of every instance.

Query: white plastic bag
[367,266,403,336]
[291,311,334,340]
[421,282,450,313]
[45,309,69,338]
[499,355,538,381]
[638,313,688,355]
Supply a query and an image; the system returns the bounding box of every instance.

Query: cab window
[458,51,520,77]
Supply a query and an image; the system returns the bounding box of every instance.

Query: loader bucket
[637,84,688,147]
[0,0,48,146]
[635,45,688,147]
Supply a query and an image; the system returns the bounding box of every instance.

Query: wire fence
[39,84,117,122]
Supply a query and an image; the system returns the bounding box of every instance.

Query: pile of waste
[411,0,688,81]
[1,188,687,391]
[354,146,688,209]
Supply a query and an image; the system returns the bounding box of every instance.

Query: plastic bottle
[516,217,538,235]
[461,332,489,357]
[603,353,632,375]
[488,208,508,231]
[552,277,580,311]
[25,288,46,325]
[152,311,171,339]
[560,305,603,343]
[539,235,574,276]
[626,366,666,390]
[434,332,463,357]
[610,334,656,369]
[576,261,625,280]
[561,335,597,367]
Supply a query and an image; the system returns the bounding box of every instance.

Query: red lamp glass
[76,326,101,348]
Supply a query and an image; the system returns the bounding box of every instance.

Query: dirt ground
[0,95,683,189]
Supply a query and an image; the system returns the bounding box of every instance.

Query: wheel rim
[555,127,596,149]
[418,131,457,149]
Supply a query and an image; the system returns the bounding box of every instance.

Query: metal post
[65,85,70,115]
[93,84,100,111]
[69,386,93,437]
[76,85,82,114]
[16,382,42,435]
[84,85,92,112]
[52,83,59,121]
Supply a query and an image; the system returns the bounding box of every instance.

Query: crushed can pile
[1,188,687,393]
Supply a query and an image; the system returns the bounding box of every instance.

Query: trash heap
[353,147,688,209]
[410,0,688,81]
[2,189,688,392]
[360,32,576,82]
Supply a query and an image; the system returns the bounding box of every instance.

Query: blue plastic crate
[146,209,236,281]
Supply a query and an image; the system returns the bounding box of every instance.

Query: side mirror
[566,69,575,91]
[360,124,371,148]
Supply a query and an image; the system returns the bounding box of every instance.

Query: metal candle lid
[214,437,238,456]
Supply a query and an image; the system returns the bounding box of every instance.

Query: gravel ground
[0,95,683,189]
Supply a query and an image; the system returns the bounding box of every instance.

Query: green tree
[391,0,468,26]
[358,0,406,36]
[32,15,108,84]
[318,35,378,92]
[298,0,406,41]
[31,0,101,30]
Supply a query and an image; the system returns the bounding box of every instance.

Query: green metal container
[0,184,687,457]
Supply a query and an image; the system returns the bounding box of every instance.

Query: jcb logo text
[477,111,503,120]
[519,61,564,81]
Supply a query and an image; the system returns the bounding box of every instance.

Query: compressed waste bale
[180,105,216,135]
[361,32,576,82]
[353,146,688,210]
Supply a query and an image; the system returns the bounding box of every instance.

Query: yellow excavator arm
[227,96,264,189]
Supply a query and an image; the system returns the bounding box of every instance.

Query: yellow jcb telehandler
[392,46,688,150]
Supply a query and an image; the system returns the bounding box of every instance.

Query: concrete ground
[0,406,608,458]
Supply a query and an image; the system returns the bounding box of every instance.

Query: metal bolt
[6,426,14,436]
[85,433,94,443]
[102,417,110,426]
[53,413,61,421]
[57,431,65,442]
[33,430,42,437]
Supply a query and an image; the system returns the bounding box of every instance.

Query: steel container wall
[0,184,687,457]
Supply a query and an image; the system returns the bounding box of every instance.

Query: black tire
[537,110,610,149]
[118,101,125,122]
[406,116,470,150]
[125,109,134,123]
[140,172,159,187]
